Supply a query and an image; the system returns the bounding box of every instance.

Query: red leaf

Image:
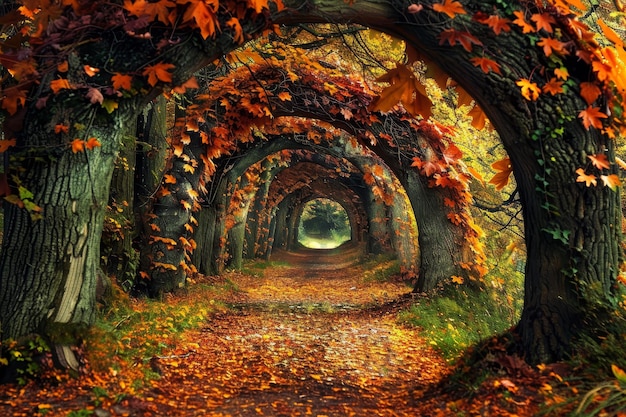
[112,73,133,91]
[439,28,482,52]
[0,138,16,153]
[476,14,511,35]
[86,87,103,104]
[469,56,501,74]
[443,143,463,164]
[85,137,101,150]
[1,87,27,115]
[579,82,601,105]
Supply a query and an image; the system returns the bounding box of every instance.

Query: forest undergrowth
[1,250,626,416]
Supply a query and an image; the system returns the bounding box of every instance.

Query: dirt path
[1,249,454,416]
[151,250,449,416]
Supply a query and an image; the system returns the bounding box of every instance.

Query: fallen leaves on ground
[0,248,583,416]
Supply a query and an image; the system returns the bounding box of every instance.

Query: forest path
[145,248,450,416]
[1,247,551,416]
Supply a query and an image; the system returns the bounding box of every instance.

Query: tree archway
[0,0,623,366]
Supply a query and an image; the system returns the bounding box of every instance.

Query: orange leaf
[578,106,608,130]
[468,104,488,129]
[451,275,464,284]
[54,124,69,134]
[576,168,597,186]
[182,0,220,40]
[537,37,568,57]
[579,82,601,105]
[85,137,101,150]
[516,78,540,101]
[50,78,72,93]
[249,0,269,13]
[587,153,610,170]
[164,174,177,184]
[478,14,511,35]
[83,65,99,77]
[615,157,626,171]
[443,143,463,164]
[180,199,192,210]
[142,62,175,86]
[57,61,69,72]
[0,138,16,153]
[467,165,485,185]
[542,78,563,95]
[439,28,482,52]
[554,67,569,80]
[432,0,466,18]
[489,157,513,190]
[172,76,199,94]
[512,10,535,33]
[277,91,292,101]
[601,174,621,190]
[469,56,501,74]
[517,79,540,100]
[531,13,556,33]
[598,19,624,49]
[226,17,244,44]
[71,138,85,153]
[112,73,133,91]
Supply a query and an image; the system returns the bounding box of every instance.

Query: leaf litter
[1,248,578,416]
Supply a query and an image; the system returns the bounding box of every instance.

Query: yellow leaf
[102,99,119,114]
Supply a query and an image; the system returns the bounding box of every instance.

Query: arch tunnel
[194,131,419,275]
[140,45,483,296]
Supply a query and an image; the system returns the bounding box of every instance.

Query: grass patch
[361,254,401,283]
[241,259,290,276]
[398,284,521,362]
[85,277,233,389]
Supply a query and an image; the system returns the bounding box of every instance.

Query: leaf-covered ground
[1,249,583,416]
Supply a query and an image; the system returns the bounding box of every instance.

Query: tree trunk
[0,101,134,368]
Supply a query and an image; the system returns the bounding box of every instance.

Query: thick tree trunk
[0,102,134,368]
